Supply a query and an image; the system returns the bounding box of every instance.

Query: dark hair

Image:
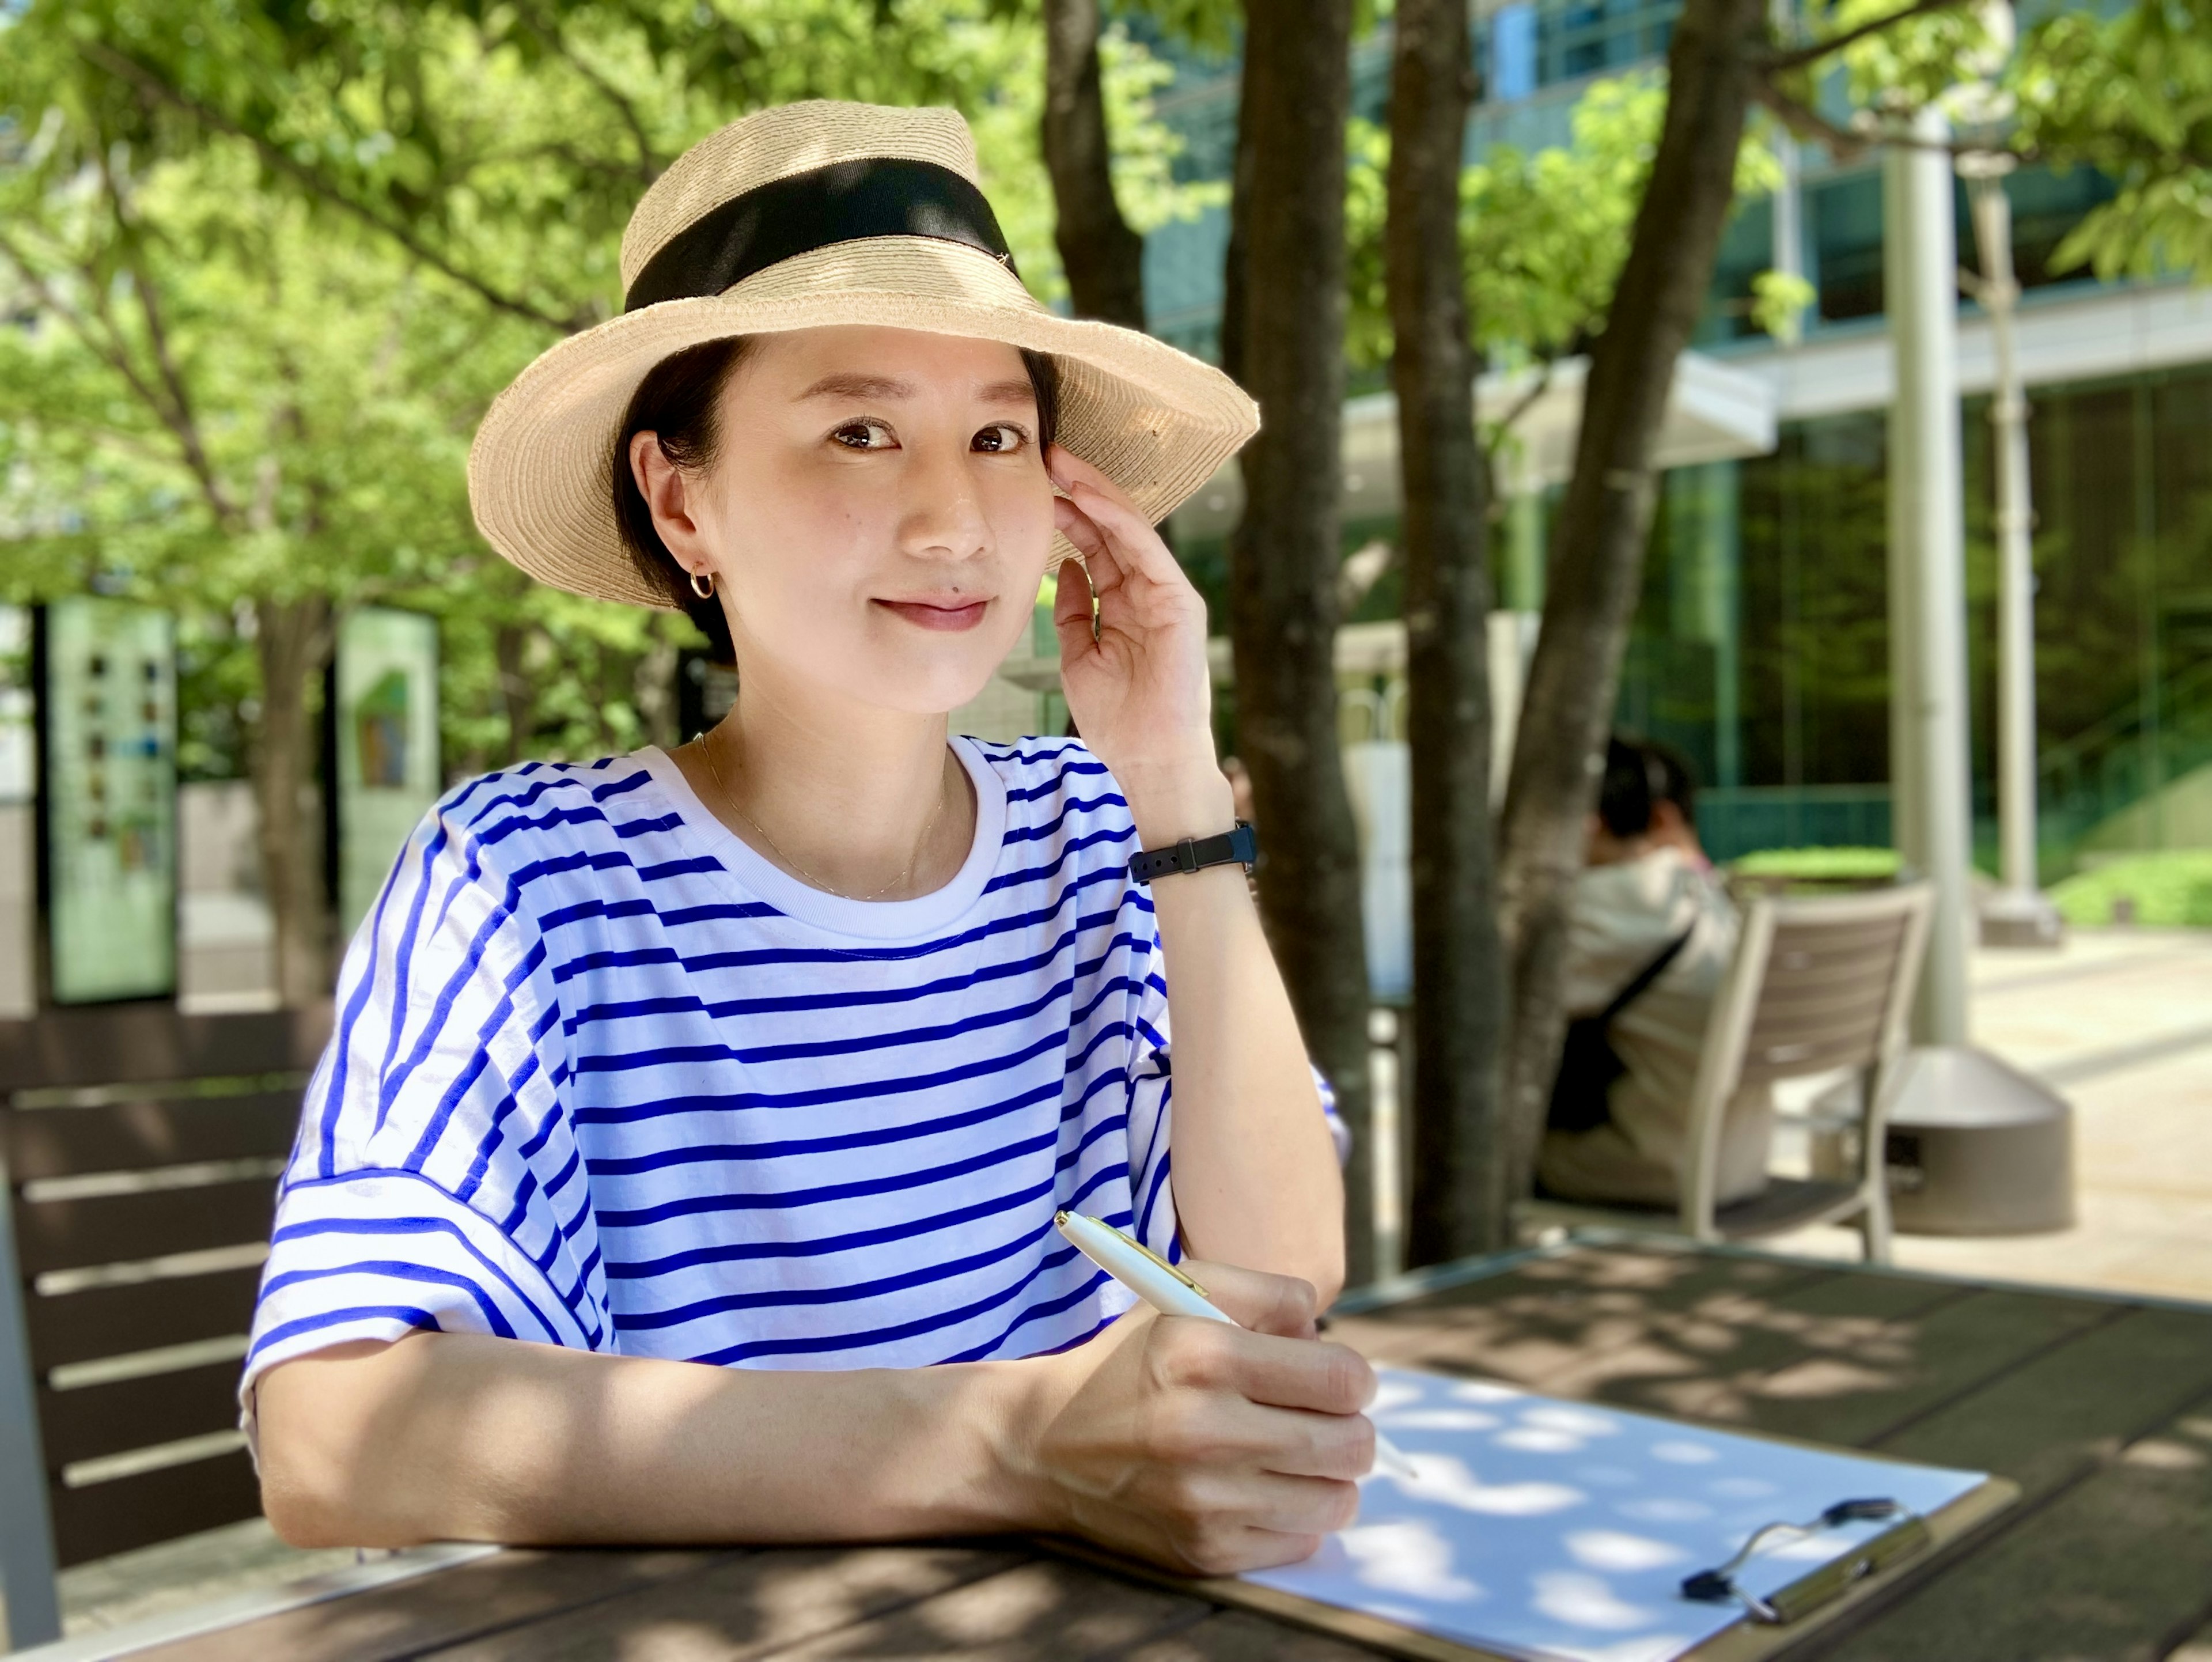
[612,338,1062,666]
[1597,735,1699,838]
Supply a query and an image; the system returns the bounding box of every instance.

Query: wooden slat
[1766,918,1907,960]
[1121,1609,1382,1662]
[1801,1306,2212,1659]
[1328,1245,1837,1396]
[24,1265,261,1371]
[1738,1036,1884,1085]
[430,1545,1031,1661]
[131,1549,736,1662]
[1757,945,1906,995]
[49,1444,263,1566]
[12,1178,276,1276]
[0,1004,330,1092]
[1553,1266,1965,1427]
[39,1357,242,1468]
[1876,1304,2212,1497]
[1825,1400,2212,1661]
[6,1092,301,1180]
[1747,979,1893,1027]
[736,1558,1210,1661]
[1705,1288,2122,1451]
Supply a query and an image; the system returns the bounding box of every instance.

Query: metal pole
[1964,161,2062,945]
[1883,105,1974,1044]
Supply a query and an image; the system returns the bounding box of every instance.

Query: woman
[248,100,1370,1577]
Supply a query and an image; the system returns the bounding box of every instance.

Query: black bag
[1546,929,1694,1135]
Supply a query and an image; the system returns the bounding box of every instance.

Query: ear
[629,430,711,578]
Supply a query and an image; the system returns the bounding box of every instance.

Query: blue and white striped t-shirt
[243,736,1342,1403]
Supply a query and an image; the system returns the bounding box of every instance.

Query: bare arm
[1049,448,1346,1303]
[255,1262,1374,1571]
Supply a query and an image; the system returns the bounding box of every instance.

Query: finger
[1179,1260,1320,1339]
[1055,470,1183,590]
[1152,1319,1374,1417]
[1047,443,1142,521]
[1178,1393,1380,1482]
[1052,556,1097,652]
[1053,496,1131,597]
[1169,1467,1363,1540]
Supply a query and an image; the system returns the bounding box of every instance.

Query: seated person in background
[1537,738,1774,1209]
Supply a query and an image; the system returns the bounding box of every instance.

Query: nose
[897,437,993,566]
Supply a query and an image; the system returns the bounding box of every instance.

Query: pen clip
[1123,1231,1209,1300]
[1058,1210,1210,1300]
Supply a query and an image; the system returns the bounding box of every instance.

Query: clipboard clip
[1682,1498,1929,1625]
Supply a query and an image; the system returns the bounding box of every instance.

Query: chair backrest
[1680,883,1935,1230]
[0,1005,328,1579]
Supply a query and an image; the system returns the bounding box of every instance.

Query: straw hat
[467,100,1259,609]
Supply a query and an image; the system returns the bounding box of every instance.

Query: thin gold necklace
[699,729,948,903]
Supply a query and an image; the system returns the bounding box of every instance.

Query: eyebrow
[793,373,1037,407]
[798,373,916,401]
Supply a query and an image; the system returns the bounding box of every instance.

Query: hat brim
[468,236,1259,609]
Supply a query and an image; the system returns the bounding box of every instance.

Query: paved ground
[1767,926,2212,1304]
[18,925,2212,1645]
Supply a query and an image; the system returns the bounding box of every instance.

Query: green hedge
[1729,846,1903,883]
[2050,850,2212,927]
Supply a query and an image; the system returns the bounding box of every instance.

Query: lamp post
[1959,156,2063,946]
[1884,102,1976,1043]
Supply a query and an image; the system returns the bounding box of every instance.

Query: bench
[0,1004,329,1649]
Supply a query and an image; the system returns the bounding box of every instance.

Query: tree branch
[78,40,592,334]
[1762,0,1972,72]
[510,0,665,182]
[93,146,247,529]
[1752,80,1874,161]
[1480,359,1555,464]
[0,226,243,531]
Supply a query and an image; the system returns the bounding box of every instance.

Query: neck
[680,657,974,902]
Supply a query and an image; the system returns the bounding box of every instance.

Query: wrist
[1115,748,1236,848]
[968,1356,1075,1534]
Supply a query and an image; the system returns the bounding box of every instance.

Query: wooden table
[104,1243,2212,1662]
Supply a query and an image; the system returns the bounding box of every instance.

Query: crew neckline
[637,737,1006,941]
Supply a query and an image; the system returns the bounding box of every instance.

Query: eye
[831,419,895,450]
[972,423,1030,455]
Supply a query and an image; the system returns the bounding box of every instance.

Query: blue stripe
[251,744,1336,1385]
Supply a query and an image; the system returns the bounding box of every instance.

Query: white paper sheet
[1243,1366,1987,1662]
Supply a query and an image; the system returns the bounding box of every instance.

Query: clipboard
[1039,1477,2016,1661]
[1032,1379,2021,1662]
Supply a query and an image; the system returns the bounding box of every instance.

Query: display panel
[334,607,441,939]
[44,598,178,1004]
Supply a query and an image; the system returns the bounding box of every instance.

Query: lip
[874,597,991,633]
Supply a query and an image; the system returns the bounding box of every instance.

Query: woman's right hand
[1006,1260,1380,1575]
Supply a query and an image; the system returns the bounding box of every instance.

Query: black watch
[1127,820,1257,885]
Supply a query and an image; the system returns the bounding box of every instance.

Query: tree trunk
[495,620,537,765]
[1041,0,1147,328]
[1494,0,1768,1215]
[253,594,334,1006]
[1226,0,1373,1288]
[1386,0,1505,1264]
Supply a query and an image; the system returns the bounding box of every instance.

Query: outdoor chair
[0,1003,328,1650]
[1517,882,1936,1265]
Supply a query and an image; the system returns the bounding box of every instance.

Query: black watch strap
[1128,820,1257,884]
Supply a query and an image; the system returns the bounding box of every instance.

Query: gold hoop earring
[690,571,715,600]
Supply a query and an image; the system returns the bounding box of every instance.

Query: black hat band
[624,155,1017,313]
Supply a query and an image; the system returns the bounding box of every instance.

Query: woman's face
[680,325,1056,718]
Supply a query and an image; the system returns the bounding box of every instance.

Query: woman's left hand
[1047,446,1230,841]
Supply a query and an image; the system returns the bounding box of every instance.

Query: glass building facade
[1135,0,2211,873]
